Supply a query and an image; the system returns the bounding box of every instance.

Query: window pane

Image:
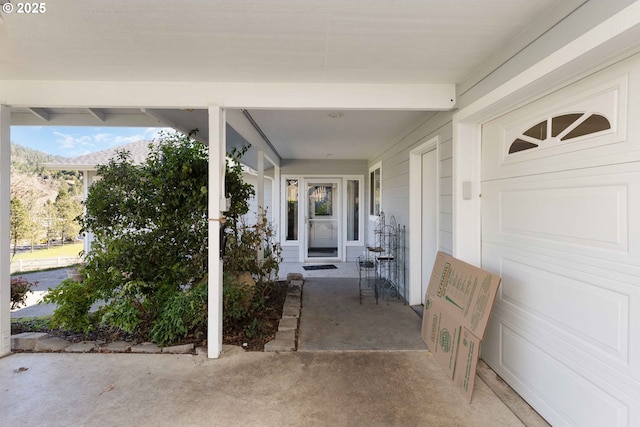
[552,113,582,137]
[508,139,538,154]
[561,114,611,141]
[370,168,381,216]
[347,180,359,241]
[523,120,547,140]
[309,185,333,216]
[286,179,298,241]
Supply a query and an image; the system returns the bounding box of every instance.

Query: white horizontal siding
[367,111,455,303]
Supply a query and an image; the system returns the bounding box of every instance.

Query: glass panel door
[306,180,340,259]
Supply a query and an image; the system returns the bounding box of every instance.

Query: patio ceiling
[0,0,576,163]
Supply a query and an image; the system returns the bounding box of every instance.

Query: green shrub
[223,213,282,285]
[223,272,253,322]
[43,278,101,333]
[46,132,282,346]
[244,317,263,339]
[47,132,209,342]
[151,280,208,346]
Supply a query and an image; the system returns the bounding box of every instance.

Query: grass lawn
[11,243,83,261]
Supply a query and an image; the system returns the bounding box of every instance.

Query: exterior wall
[242,173,273,224]
[367,111,454,303]
[281,246,300,262]
[345,246,363,263]
[367,0,639,304]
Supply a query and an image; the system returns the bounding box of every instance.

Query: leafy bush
[223,214,282,285]
[223,272,253,322]
[46,132,209,340]
[222,273,280,341]
[151,280,208,346]
[10,276,37,309]
[45,131,282,346]
[43,278,101,332]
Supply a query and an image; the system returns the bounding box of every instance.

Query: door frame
[304,178,342,262]
[409,136,439,305]
[280,174,364,263]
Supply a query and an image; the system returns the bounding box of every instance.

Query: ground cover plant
[42,132,283,348]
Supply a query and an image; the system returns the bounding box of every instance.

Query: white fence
[10,257,83,273]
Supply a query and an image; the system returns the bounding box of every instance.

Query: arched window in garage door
[509,112,612,154]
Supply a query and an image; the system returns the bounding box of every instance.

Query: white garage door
[481,54,640,427]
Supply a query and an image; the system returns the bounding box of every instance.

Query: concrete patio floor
[2,349,525,427]
[2,265,548,426]
[299,277,427,351]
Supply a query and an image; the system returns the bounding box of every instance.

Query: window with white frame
[508,112,613,154]
[346,178,361,241]
[285,178,299,241]
[369,162,381,217]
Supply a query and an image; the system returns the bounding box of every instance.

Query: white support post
[257,151,265,262]
[271,161,280,232]
[257,150,265,219]
[208,106,226,359]
[0,105,11,356]
[82,170,96,256]
[451,121,482,266]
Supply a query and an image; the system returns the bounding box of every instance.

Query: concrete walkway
[3,269,548,426]
[1,348,525,427]
[299,277,427,351]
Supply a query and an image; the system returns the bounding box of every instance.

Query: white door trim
[409,136,439,305]
[304,178,342,262]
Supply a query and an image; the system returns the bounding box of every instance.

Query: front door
[305,180,340,260]
[421,149,438,303]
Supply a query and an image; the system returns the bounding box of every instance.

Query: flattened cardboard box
[421,252,501,402]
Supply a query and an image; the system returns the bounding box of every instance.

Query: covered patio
[3,1,640,425]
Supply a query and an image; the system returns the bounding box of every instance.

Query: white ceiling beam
[87,108,105,122]
[10,112,160,127]
[28,107,49,122]
[226,109,280,167]
[141,108,207,143]
[0,82,456,111]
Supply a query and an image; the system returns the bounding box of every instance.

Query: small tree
[9,198,30,258]
[224,146,255,232]
[54,188,82,244]
[43,199,58,248]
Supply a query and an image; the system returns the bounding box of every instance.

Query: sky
[10,126,172,158]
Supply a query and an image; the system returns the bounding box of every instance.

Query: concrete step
[11,332,50,351]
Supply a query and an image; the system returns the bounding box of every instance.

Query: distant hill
[11,143,67,174]
[10,143,83,207]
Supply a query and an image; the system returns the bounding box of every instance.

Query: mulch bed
[222,280,289,351]
[11,280,289,352]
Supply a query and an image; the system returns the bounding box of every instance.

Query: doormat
[303,264,338,271]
